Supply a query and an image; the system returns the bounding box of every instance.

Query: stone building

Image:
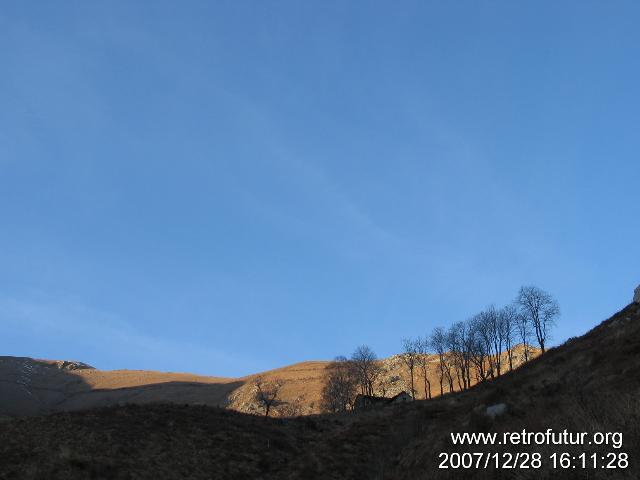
[353,391,412,410]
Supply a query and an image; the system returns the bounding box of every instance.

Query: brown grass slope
[1,303,639,479]
[0,358,241,416]
[1,349,534,417]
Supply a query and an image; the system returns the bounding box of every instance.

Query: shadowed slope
[0,347,535,417]
[0,359,241,416]
[1,303,639,479]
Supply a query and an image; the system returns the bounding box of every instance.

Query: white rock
[485,403,508,419]
[634,285,640,304]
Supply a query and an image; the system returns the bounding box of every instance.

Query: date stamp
[438,451,629,469]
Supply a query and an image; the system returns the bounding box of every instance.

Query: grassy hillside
[1,302,638,479]
[0,347,534,417]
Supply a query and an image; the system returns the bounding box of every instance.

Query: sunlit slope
[0,346,534,416]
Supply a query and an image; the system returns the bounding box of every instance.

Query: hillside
[1,302,638,479]
[0,347,534,417]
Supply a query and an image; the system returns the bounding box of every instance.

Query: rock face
[634,285,640,304]
[485,403,508,419]
[50,360,94,371]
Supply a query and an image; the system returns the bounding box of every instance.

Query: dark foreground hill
[1,303,639,479]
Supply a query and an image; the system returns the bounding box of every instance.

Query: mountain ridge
[1,344,535,417]
[1,302,638,479]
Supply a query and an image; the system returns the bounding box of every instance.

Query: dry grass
[1,303,639,479]
[0,348,538,417]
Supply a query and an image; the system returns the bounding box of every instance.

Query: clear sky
[2,1,639,377]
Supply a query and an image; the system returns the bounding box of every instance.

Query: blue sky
[1,1,639,377]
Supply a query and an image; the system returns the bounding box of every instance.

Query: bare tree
[253,376,283,417]
[376,364,392,397]
[446,324,461,391]
[473,311,495,378]
[517,286,559,354]
[461,320,475,388]
[400,337,419,399]
[483,305,506,377]
[499,305,518,371]
[416,336,432,399]
[320,356,358,413]
[468,316,490,383]
[350,345,382,397]
[430,327,448,395]
[450,321,475,390]
[515,304,532,361]
[443,352,456,393]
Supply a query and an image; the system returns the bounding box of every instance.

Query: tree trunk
[410,368,415,400]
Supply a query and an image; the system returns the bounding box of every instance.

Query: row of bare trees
[401,285,560,398]
[398,337,431,401]
[255,344,388,416]
[320,285,560,412]
[320,345,387,413]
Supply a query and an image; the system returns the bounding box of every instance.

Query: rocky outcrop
[485,402,508,419]
[634,285,640,304]
[49,360,94,371]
